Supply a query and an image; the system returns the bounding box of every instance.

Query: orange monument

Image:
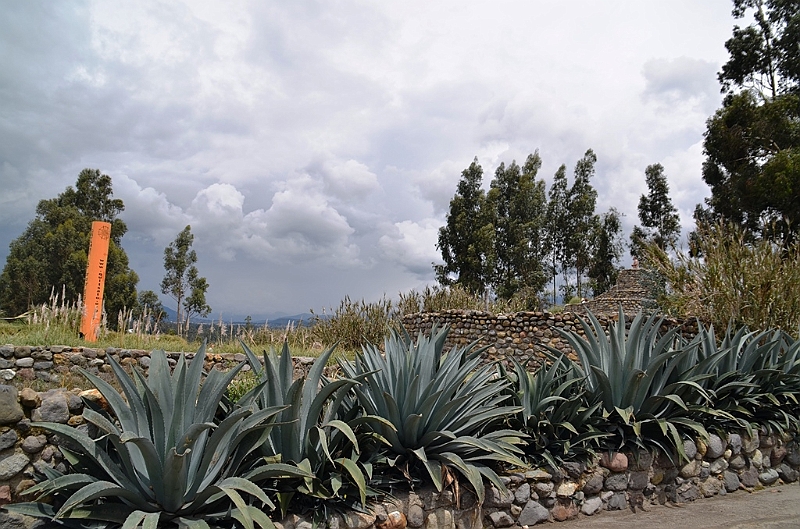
[80,221,112,341]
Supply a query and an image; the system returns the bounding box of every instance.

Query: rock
[607,492,627,510]
[676,482,700,502]
[79,389,111,412]
[683,439,698,460]
[375,511,406,529]
[760,431,775,448]
[743,432,760,453]
[581,472,604,495]
[406,505,424,528]
[696,438,707,458]
[524,469,552,481]
[0,485,10,506]
[487,511,514,527]
[15,358,34,368]
[66,393,83,414]
[0,429,18,451]
[759,468,780,485]
[600,451,628,472]
[532,481,553,497]
[778,463,799,483]
[556,481,578,497]
[728,433,742,454]
[18,388,40,408]
[723,470,740,492]
[604,472,628,491]
[33,393,69,423]
[551,500,578,522]
[0,385,24,424]
[706,434,726,459]
[629,450,653,471]
[699,477,722,497]
[770,445,787,467]
[751,449,764,469]
[0,511,28,529]
[787,449,800,466]
[514,482,530,504]
[484,486,514,508]
[580,496,603,516]
[709,457,729,474]
[628,471,648,490]
[21,435,46,454]
[0,370,14,381]
[680,460,701,479]
[729,454,747,470]
[562,461,583,479]
[425,509,452,529]
[342,511,375,529]
[138,356,151,369]
[740,466,759,488]
[518,500,550,526]
[0,453,30,480]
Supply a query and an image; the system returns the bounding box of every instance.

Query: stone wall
[401,310,697,370]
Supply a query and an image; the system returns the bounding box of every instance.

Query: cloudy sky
[1,1,736,319]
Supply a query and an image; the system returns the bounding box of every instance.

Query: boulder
[0,385,24,425]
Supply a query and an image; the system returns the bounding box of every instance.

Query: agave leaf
[231,506,277,529]
[121,510,160,529]
[56,481,148,518]
[335,457,368,506]
[176,517,211,529]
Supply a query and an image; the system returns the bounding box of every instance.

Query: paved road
[558,485,800,529]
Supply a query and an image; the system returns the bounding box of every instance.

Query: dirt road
[557,485,800,529]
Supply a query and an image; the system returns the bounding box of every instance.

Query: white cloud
[379,219,442,277]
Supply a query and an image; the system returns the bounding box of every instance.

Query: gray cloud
[0,1,736,317]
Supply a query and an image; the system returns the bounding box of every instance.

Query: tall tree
[545,164,571,304]
[435,158,493,295]
[0,169,138,321]
[566,149,599,297]
[701,0,800,239]
[160,225,210,337]
[588,208,624,296]
[630,163,681,257]
[486,152,549,301]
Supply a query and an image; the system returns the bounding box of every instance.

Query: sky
[1,1,737,320]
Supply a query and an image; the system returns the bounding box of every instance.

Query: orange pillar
[80,221,112,342]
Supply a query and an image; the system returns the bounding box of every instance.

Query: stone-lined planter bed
[2,380,798,529]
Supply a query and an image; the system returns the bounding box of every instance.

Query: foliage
[551,308,710,459]
[0,169,139,324]
[630,163,681,258]
[239,342,381,518]
[311,295,397,352]
[701,0,800,238]
[643,221,800,330]
[435,158,493,295]
[339,325,525,503]
[565,150,599,298]
[587,208,624,296]
[500,357,607,468]
[132,290,167,333]
[545,164,571,306]
[486,153,549,300]
[161,225,211,337]
[5,345,296,528]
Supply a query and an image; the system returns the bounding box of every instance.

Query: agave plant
[239,342,384,519]
[553,307,710,459]
[5,345,304,529]
[338,324,525,503]
[682,324,800,436]
[500,356,607,468]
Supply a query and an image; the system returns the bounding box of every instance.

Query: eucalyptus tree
[486,152,549,301]
[545,164,571,304]
[435,158,493,295]
[630,163,681,258]
[0,169,138,321]
[566,150,599,298]
[161,225,210,337]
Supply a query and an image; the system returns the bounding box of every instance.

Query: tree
[160,225,210,337]
[588,208,624,296]
[566,149,599,298]
[435,158,493,295]
[545,164,571,305]
[630,163,681,257]
[486,152,549,301]
[701,0,800,239]
[0,169,138,321]
[134,290,166,332]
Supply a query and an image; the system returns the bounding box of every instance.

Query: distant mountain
[161,306,316,328]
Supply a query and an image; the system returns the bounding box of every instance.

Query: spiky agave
[339,324,525,503]
[5,344,307,529]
